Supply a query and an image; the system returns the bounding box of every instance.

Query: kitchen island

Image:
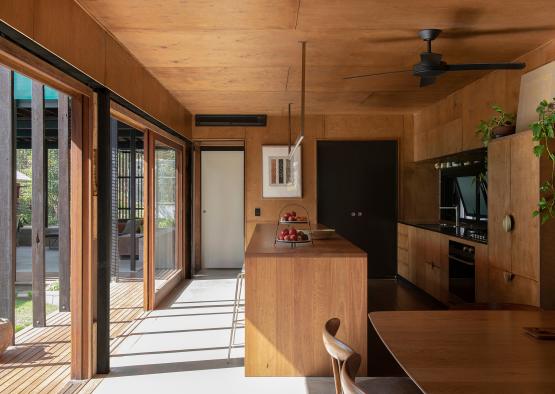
[245,223,367,377]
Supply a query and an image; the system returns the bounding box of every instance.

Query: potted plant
[0,318,13,353]
[531,98,555,224]
[476,105,516,146]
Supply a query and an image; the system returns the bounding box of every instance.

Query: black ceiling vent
[195,114,267,127]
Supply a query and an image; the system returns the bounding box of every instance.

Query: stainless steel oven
[448,240,475,303]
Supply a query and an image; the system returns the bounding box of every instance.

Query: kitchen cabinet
[399,225,441,301]
[398,225,488,304]
[414,118,463,161]
[397,224,410,279]
[488,130,540,306]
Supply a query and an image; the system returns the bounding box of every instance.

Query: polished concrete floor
[93,269,336,393]
[92,271,441,393]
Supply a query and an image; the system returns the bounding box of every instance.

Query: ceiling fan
[345,29,526,87]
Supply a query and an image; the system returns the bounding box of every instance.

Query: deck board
[0,280,144,393]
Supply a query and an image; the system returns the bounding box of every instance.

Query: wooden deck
[0,280,145,394]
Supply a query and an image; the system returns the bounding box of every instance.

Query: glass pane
[14,72,61,333]
[114,122,144,282]
[154,140,179,292]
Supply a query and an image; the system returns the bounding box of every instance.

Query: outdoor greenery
[15,297,57,332]
[531,98,555,224]
[16,149,59,228]
[155,148,177,229]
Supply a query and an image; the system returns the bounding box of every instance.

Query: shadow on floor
[106,357,245,378]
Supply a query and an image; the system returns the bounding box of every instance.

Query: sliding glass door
[152,137,183,296]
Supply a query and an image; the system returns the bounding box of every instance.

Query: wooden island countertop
[245,223,367,258]
[245,223,368,377]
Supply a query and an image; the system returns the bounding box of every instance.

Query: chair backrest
[322,318,355,394]
[340,353,366,394]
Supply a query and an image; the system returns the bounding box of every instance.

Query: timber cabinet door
[422,230,442,300]
[410,227,441,297]
[487,130,540,306]
[397,224,410,279]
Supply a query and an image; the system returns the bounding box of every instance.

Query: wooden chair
[341,353,422,394]
[323,318,354,394]
[323,318,421,394]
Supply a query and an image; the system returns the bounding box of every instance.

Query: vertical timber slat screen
[0,66,15,339]
[58,92,70,311]
[31,80,46,327]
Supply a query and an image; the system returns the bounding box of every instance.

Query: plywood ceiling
[77,0,555,115]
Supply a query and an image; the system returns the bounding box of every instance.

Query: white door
[201,150,244,268]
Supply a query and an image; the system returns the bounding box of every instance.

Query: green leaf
[541,213,551,225]
[533,210,540,217]
[534,144,545,157]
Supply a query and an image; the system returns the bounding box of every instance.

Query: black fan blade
[446,63,525,71]
[420,76,436,87]
[344,70,411,80]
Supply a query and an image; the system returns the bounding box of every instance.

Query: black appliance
[448,240,475,303]
[440,162,487,227]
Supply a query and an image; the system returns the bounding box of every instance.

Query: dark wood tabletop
[369,310,555,394]
[245,223,366,258]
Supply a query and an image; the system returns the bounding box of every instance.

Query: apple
[289,228,297,236]
[281,229,289,237]
[288,234,298,241]
[277,234,284,240]
[291,211,297,217]
[282,216,288,222]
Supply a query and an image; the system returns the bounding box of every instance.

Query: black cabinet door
[317,141,397,278]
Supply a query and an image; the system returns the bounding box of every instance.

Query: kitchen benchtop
[399,221,488,244]
[245,223,367,258]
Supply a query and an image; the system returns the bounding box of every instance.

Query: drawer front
[397,248,408,265]
[397,224,409,249]
[398,261,409,279]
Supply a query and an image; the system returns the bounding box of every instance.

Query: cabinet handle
[502,214,514,232]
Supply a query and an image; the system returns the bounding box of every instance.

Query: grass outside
[15,297,58,332]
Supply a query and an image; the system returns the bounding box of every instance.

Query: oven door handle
[448,255,475,266]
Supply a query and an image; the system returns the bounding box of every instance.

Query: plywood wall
[414,38,555,147]
[0,0,191,137]
[193,114,439,245]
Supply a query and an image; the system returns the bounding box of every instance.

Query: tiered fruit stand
[273,204,314,248]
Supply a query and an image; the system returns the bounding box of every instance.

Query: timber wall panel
[34,0,107,84]
[0,0,34,38]
[0,0,191,138]
[193,113,439,245]
[413,38,555,160]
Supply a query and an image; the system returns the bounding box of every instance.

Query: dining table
[369,310,555,394]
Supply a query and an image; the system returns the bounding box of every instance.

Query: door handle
[357,211,362,217]
[502,214,513,232]
[202,209,207,213]
[350,211,356,217]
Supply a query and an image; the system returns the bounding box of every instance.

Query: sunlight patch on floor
[93,270,335,394]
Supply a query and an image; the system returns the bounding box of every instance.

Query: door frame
[193,140,245,274]
[110,103,190,310]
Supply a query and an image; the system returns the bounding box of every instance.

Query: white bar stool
[227,266,245,360]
